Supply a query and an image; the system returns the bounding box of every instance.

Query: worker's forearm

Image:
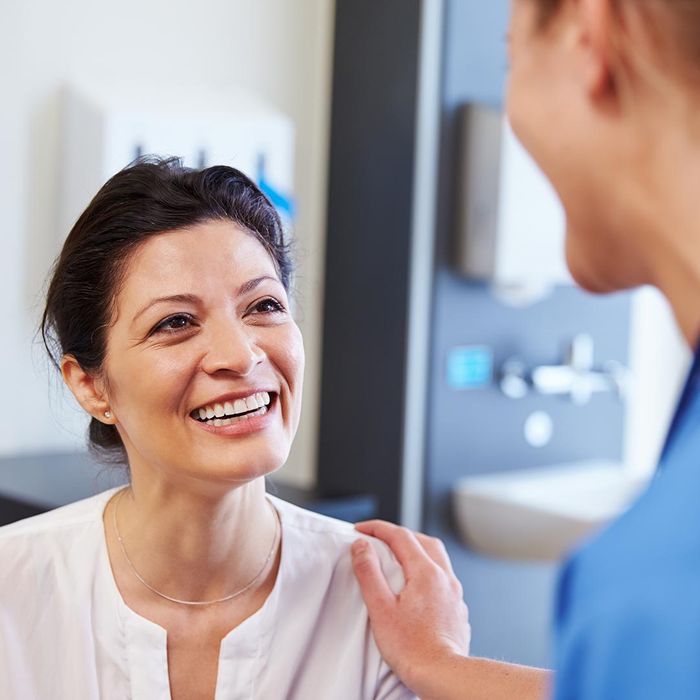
[409,654,552,700]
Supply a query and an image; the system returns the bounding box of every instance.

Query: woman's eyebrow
[237,275,280,296]
[131,293,201,325]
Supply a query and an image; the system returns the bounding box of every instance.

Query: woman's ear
[61,355,114,424]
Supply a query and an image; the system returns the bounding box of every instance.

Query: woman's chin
[173,452,287,487]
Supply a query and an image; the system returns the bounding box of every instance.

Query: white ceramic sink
[453,460,649,562]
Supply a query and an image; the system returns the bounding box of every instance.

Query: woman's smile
[189,390,279,436]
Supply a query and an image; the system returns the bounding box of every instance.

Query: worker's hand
[351,520,471,694]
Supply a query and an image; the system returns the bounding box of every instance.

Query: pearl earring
[104,410,112,419]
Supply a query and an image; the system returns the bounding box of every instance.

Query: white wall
[0,0,334,487]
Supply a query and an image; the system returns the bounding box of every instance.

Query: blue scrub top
[553,347,700,699]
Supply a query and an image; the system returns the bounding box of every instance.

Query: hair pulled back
[41,157,292,462]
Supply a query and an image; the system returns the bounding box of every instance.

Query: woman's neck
[111,474,278,604]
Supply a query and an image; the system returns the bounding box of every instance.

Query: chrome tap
[499,334,629,405]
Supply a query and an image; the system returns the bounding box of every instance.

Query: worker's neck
[631,119,700,349]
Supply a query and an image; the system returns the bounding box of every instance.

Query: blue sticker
[447,346,493,390]
[257,153,295,220]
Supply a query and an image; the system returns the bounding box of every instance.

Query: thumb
[351,539,396,620]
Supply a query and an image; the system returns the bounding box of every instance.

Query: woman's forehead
[123,222,279,292]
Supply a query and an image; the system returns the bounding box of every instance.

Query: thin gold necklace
[112,488,280,606]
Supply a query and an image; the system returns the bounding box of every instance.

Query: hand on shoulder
[351,520,470,694]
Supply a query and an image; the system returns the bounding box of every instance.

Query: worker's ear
[61,355,115,424]
[575,0,618,100]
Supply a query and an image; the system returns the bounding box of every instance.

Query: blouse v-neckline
[96,487,283,700]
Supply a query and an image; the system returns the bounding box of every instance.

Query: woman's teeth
[193,391,271,425]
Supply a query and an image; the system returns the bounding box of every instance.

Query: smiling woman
[0,158,414,700]
[42,158,294,465]
[58,217,303,489]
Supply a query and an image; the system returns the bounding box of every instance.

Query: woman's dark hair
[41,156,292,462]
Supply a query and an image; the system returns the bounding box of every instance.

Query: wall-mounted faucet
[499,334,629,405]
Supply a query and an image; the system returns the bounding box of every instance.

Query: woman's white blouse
[0,488,414,699]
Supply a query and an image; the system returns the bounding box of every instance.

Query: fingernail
[352,539,368,556]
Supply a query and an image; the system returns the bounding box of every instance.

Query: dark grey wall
[317,0,422,518]
[422,0,631,666]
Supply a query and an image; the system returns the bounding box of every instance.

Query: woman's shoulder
[0,489,118,596]
[0,489,120,682]
[0,487,118,544]
[270,495,405,594]
[270,494,359,536]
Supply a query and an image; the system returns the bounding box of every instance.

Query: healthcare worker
[351,0,700,698]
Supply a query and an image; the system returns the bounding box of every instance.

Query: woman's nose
[201,321,264,377]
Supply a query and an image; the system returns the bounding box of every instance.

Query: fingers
[414,532,455,575]
[355,520,455,576]
[351,539,396,618]
[353,520,428,574]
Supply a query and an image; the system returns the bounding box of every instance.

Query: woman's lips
[190,397,277,437]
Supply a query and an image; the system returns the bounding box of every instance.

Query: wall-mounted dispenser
[58,82,295,243]
[455,103,569,302]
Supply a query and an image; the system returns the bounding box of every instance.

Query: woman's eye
[251,297,286,315]
[152,313,195,334]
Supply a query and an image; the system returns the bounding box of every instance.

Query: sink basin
[453,460,649,561]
